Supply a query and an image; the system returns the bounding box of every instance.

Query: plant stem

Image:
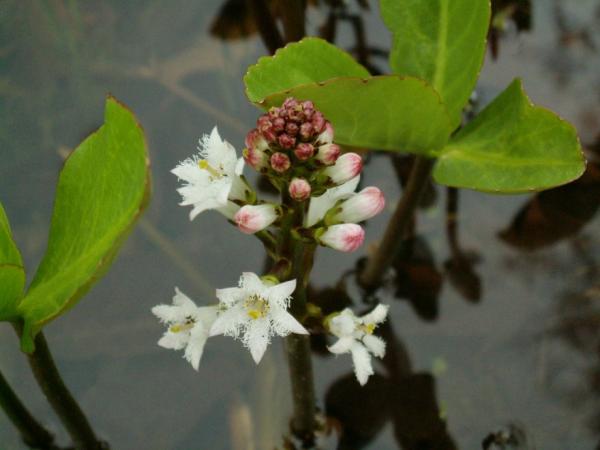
[0,367,57,449]
[247,0,284,54]
[278,0,306,43]
[276,195,316,444]
[359,156,436,290]
[16,326,104,450]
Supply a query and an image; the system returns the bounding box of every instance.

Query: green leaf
[0,202,25,321]
[433,79,586,193]
[261,75,452,154]
[244,37,370,103]
[381,0,491,129]
[18,97,151,352]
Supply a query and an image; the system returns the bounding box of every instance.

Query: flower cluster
[158,98,390,385]
[153,273,307,368]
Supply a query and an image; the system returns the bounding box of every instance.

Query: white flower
[209,273,308,364]
[172,126,247,220]
[328,305,389,385]
[305,176,360,227]
[152,288,218,370]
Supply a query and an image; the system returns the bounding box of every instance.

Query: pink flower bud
[289,178,311,201]
[336,187,385,223]
[318,224,365,252]
[302,100,314,115]
[243,147,268,171]
[245,129,268,152]
[283,97,299,109]
[277,133,296,150]
[285,122,299,136]
[234,204,279,234]
[312,111,326,133]
[315,143,341,165]
[257,116,272,131]
[316,122,334,145]
[299,122,314,141]
[273,117,286,132]
[270,152,291,173]
[323,152,362,184]
[294,143,314,161]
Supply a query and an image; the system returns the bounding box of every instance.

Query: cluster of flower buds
[243,98,362,197]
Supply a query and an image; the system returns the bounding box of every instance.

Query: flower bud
[243,147,268,171]
[273,117,286,132]
[312,111,326,133]
[285,122,299,136]
[270,152,291,173]
[315,143,341,165]
[277,133,296,150]
[318,224,365,252]
[289,178,311,201]
[323,152,362,184]
[294,143,314,161]
[299,122,314,141]
[316,122,334,145]
[335,187,385,223]
[245,129,268,152]
[234,204,279,234]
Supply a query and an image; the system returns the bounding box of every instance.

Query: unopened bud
[312,111,326,133]
[277,133,296,150]
[315,143,341,166]
[245,129,268,152]
[316,122,334,145]
[270,152,291,173]
[317,224,365,252]
[285,122,299,136]
[294,143,314,161]
[335,187,385,223]
[289,178,311,201]
[323,152,362,184]
[273,117,286,132]
[243,147,268,171]
[234,204,279,234]
[299,122,314,141]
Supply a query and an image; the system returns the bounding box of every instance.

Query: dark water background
[1,0,600,449]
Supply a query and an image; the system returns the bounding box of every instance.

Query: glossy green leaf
[245,37,370,103]
[433,79,586,193]
[0,202,25,321]
[381,0,491,129]
[18,97,151,352]
[262,76,452,154]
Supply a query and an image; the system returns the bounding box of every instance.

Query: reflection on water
[1,0,600,449]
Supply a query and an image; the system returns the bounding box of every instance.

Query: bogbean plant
[0,0,587,448]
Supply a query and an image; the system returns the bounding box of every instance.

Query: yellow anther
[244,295,269,320]
[198,159,222,179]
[362,323,376,335]
[169,322,194,333]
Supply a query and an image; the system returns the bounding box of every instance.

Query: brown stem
[16,326,105,450]
[359,156,436,290]
[446,187,460,256]
[0,368,57,449]
[247,0,284,54]
[278,0,306,43]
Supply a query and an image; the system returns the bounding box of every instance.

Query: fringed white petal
[362,334,386,358]
[351,343,373,386]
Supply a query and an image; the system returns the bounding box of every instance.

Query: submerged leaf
[18,97,151,352]
[262,76,452,154]
[433,79,586,193]
[0,202,25,321]
[381,0,491,129]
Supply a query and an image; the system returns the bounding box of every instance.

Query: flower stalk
[0,368,57,449]
[15,326,105,450]
[359,156,436,290]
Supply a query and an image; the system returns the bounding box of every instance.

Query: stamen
[198,159,222,179]
[169,322,195,333]
[244,294,270,319]
[361,323,376,335]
